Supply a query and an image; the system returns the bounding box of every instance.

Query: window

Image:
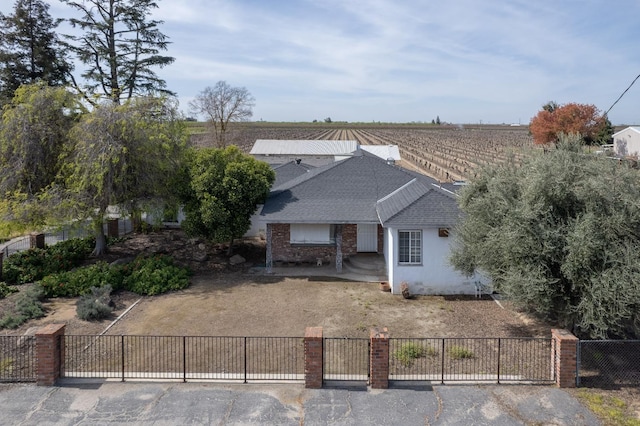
[398,230,421,264]
[290,224,335,244]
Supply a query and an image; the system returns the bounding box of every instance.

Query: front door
[357,224,378,252]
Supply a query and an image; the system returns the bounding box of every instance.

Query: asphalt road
[0,380,600,425]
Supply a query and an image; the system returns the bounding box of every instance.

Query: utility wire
[605,72,640,116]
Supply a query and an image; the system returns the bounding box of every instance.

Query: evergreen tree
[60,0,175,104]
[0,0,70,104]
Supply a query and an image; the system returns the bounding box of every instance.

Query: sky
[5,0,640,124]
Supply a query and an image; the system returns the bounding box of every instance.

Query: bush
[448,345,474,359]
[0,282,18,299]
[123,254,190,296]
[0,285,45,329]
[2,237,94,284]
[394,342,437,367]
[39,262,126,298]
[76,285,114,321]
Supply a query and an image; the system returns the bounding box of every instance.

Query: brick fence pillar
[304,327,323,388]
[30,232,45,249]
[107,218,119,238]
[551,328,578,388]
[370,327,390,389]
[36,324,66,386]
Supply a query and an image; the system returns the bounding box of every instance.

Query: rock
[193,251,208,262]
[229,254,246,265]
[197,243,207,251]
[401,282,411,299]
[110,256,135,266]
[188,238,200,245]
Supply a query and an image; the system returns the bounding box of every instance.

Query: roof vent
[295,158,302,165]
[386,157,395,165]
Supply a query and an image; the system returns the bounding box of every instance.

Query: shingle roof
[377,182,459,227]
[250,140,358,156]
[261,151,451,225]
[272,161,315,188]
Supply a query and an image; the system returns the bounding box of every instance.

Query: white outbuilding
[613,127,640,157]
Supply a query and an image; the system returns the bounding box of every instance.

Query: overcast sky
[6,0,640,124]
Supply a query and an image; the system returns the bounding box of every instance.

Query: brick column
[107,218,119,238]
[266,223,273,273]
[30,232,45,249]
[36,324,66,386]
[304,327,323,388]
[335,225,343,273]
[370,327,390,389]
[551,328,578,388]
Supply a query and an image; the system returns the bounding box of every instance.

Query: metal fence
[0,335,36,382]
[389,337,554,384]
[578,340,640,387]
[63,335,304,382]
[1,218,134,258]
[323,337,369,381]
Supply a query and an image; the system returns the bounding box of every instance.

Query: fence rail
[0,335,36,382]
[389,337,554,384]
[63,335,304,382]
[323,337,369,381]
[578,340,640,387]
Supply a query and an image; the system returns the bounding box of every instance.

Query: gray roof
[261,151,454,226]
[377,181,459,227]
[272,161,315,188]
[250,140,358,156]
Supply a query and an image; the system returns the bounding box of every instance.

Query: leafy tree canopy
[180,145,274,252]
[0,0,70,104]
[529,102,611,145]
[58,96,186,255]
[451,135,640,339]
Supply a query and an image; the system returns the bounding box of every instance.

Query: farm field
[189,122,535,182]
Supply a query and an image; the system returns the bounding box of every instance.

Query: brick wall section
[370,327,390,389]
[270,224,361,264]
[36,324,66,386]
[305,327,323,388]
[30,232,45,249]
[551,328,578,388]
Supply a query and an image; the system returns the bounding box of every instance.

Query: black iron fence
[389,337,554,384]
[323,337,369,381]
[0,335,36,382]
[63,335,304,382]
[578,340,640,387]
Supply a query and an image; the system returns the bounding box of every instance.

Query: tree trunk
[92,219,107,256]
[226,238,234,256]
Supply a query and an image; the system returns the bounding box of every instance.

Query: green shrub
[39,262,126,298]
[0,282,18,299]
[123,254,190,296]
[394,342,437,367]
[0,285,45,329]
[448,345,474,359]
[76,285,114,321]
[2,237,94,284]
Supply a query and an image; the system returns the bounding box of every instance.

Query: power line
[606,72,640,116]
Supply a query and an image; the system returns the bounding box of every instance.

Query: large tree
[0,82,82,235]
[60,96,186,255]
[180,146,274,253]
[189,81,255,147]
[451,135,640,339]
[0,0,70,103]
[60,0,174,104]
[529,102,610,145]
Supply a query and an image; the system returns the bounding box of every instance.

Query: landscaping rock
[193,251,208,262]
[229,254,246,265]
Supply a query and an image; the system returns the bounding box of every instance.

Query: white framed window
[290,224,335,244]
[398,230,421,264]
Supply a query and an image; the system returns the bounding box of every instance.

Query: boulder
[229,254,246,265]
[193,251,208,262]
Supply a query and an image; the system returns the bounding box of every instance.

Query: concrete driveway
[0,380,599,425]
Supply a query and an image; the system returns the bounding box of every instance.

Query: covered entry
[357,224,378,252]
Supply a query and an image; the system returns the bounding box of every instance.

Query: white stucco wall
[385,227,485,295]
[614,128,640,157]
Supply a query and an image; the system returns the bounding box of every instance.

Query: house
[613,127,640,157]
[259,150,482,295]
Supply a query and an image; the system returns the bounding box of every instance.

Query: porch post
[335,224,343,273]
[266,223,273,273]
